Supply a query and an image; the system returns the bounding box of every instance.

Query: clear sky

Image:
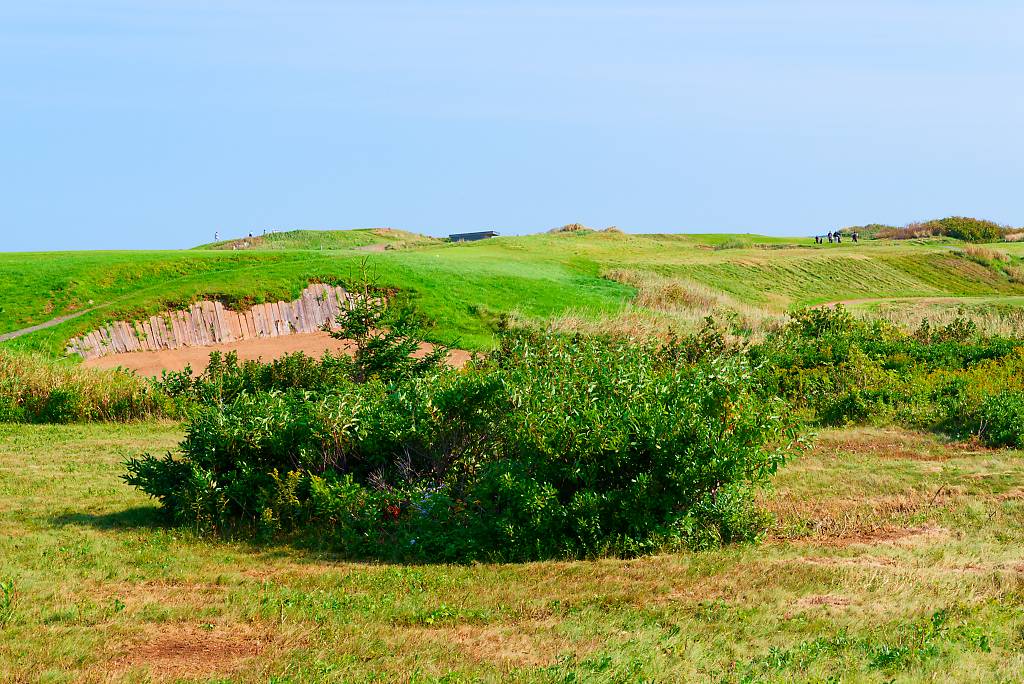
[1,1,1021,251]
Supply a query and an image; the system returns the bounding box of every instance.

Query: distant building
[449,231,499,242]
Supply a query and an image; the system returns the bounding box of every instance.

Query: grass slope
[195,228,438,251]
[5,231,1024,357]
[2,422,1023,681]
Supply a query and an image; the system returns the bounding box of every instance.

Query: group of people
[814,231,859,245]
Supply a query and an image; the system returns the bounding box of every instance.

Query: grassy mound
[195,228,438,251]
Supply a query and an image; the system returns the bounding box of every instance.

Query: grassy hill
[195,227,438,251]
[5,229,1024,357]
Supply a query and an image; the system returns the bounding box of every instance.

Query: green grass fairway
[5,230,1024,357]
[2,422,1023,682]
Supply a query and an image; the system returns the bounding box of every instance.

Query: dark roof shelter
[449,231,499,242]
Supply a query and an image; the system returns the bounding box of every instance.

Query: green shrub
[928,217,1006,243]
[156,349,353,405]
[877,217,1007,242]
[977,391,1024,448]
[125,332,801,561]
[817,389,871,427]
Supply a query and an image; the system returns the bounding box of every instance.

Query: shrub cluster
[749,307,1024,447]
[876,216,1011,243]
[0,350,172,423]
[126,332,801,561]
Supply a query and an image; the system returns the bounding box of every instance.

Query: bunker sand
[83,331,470,376]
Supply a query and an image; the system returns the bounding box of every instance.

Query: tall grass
[579,269,784,336]
[960,245,1010,265]
[0,350,171,423]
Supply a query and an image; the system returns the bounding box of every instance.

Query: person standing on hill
[836,232,842,243]
[827,231,834,243]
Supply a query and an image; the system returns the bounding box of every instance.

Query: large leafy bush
[125,332,800,561]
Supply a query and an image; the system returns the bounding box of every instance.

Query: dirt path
[83,331,471,376]
[0,308,98,342]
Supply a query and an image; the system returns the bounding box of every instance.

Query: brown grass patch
[768,490,958,541]
[796,594,853,607]
[812,428,957,462]
[805,525,949,549]
[84,580,230,613]
[994,488,1024,501]
[105,621,285,682]
[961,244,1011,263]
[413,620,597,668]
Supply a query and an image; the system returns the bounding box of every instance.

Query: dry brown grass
[961,244,1011,263]
[101,621,288,682]
[549,223,594,233]
[867,302,1024,339]
[596,269,784,334]
[408,619,598,669]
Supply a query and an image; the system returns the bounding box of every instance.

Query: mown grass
[7,230,1024,357]
[3,422,1024,682]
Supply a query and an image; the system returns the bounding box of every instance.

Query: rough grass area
[2,423,1024,682]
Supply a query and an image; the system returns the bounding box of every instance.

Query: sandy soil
[83,331,471,376]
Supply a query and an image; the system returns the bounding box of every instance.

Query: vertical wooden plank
[227,310,243,341]
[147,316,162,349]
[117,322,132,353]
[171,312,185,347]
[107,324,124,354]
[253,304,266,337]
[265,303,277,336]
[302,287,317,331]
[129,322,143,351]
[272,301,285,336]
[237,308,249,340]
[183,310,197,347]
[167,313,182,349]
[213,302,229,342]
[196,304,211,345]
[185,307,199,346]
[242,309,254,339]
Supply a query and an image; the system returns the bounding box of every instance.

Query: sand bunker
[83,331,470,376]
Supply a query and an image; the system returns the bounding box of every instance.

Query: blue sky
[1,1,1022,250]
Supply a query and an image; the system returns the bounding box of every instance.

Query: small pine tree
[330,260,449,383]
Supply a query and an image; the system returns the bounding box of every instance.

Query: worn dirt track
[83,331,471,376]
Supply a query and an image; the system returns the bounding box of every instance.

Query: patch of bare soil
[83,331,471,377]
[106,621,284,682]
